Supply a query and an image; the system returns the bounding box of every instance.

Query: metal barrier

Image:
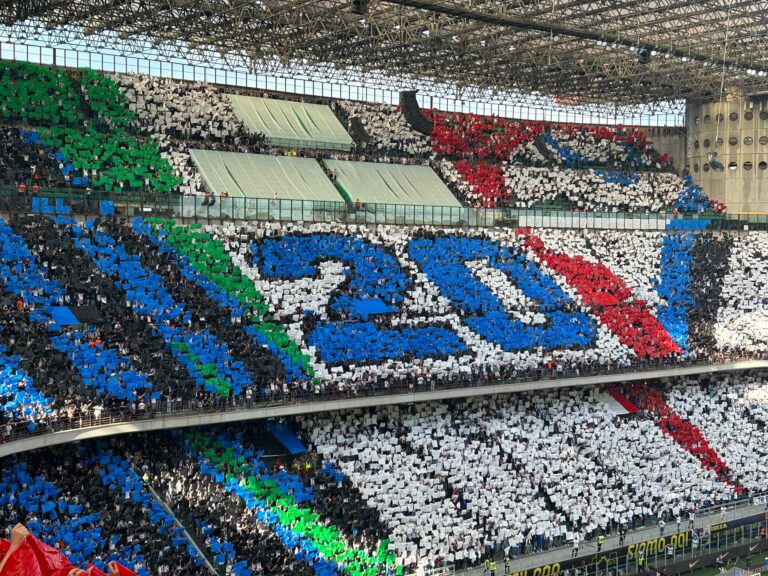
[1,188,765,231]
[1,353,766,451]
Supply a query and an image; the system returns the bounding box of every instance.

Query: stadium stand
[502,165,682,212]
[337,101,431,157]
[1,425,401,576]
[424,110,721,212]
[5,369,768,576]
[0,62,180,194]
[142,428,398,576]
[298,372,768,568]
[113,74,267,198]
[0,63,723,215]
[227,95,354,151]
[0,442,208,575]
[0,215,766,438]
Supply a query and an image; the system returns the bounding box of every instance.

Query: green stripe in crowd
[183,430,401,576]
[170,341,230,397]
[147,219,316,381]
[0,61,180,194]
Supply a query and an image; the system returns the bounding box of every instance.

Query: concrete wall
[686,95,768,213]
[628,125,688,171]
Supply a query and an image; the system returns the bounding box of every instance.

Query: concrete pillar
[686,94,768,213]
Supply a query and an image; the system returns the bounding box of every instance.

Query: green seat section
[146,218,315,381]
[0,61,81,126]
[228,95,353,150]
[75,68,135,129]
[184,430,402,576]
[0,61,180,194]
[43,124,181,193]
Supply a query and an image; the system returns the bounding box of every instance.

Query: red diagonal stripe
[626,383,741,492]
[523,232,681,360]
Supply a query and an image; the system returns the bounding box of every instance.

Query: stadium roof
[2,0,768,107]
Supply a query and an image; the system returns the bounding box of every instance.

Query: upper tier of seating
[422,110,722,211]
[0,61,720,214]
[0,62,180,194]
[0,216,765,437]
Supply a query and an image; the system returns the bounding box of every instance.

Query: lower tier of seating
[3,372,768,574]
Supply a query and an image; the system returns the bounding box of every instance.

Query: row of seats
[298,372,768,569]
[1,217,766,436]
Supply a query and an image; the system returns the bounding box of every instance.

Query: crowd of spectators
[338,101,432,157]
[3,371,768,575]
[121,425,396,576]
[0,63,723,215]
[298,373,768,569]
[502,165,682,212]
[663,373,768,490]
[0,442,209,575]
[1,217,767,440]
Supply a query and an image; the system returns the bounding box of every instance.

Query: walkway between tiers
[1,359,766,459]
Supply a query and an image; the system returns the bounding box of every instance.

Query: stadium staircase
[144,483,219,575]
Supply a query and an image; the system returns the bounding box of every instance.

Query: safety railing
[1,352,766,450]
[266,136,354,151]
[1,187,765,231]
[454,514,768,576]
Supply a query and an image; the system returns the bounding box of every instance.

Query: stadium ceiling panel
[1,0,767,105]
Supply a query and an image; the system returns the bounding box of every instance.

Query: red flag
[0,534,77,576]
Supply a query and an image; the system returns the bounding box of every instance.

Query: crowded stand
[715,232,768,353]
[425,110,719,211]
[138,428,398,576]
[298,373,768,568]
[0,14,763,576]
[0,62,180,195]
[112,74,267,198]
[0,442,209,575]
[0,61,723,214]
[1,216,767,437]
[502,165,681,212]
[337,101,432,157]
[542,125,672,170]
[4,368,768,576]
[663,374,768,491]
